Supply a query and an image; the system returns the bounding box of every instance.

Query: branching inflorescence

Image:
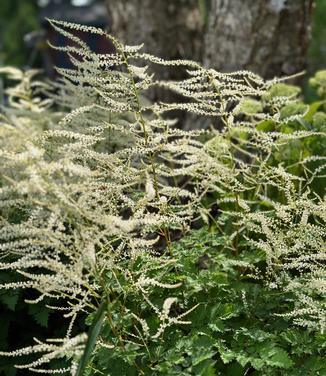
[0,19,325,374]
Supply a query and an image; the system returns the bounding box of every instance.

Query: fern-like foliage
[0,19,325,374]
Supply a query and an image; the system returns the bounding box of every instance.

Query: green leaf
[235,353,252,368]
[208,321,225,333]
[280,102,309,120]
[266,83,301,99]
[309,70,326,97]
[216,341,235,364]
[225,362,245,376]
[28,304,50,328]
[266,348,293,369]
[312,110,326,129]
[192,352,216,367]
[258,344,293,369]
[192,359,216,376]
[256,119,275,132]
[303,100,325,122]
[0,290,19,311]
[237,99,263,115]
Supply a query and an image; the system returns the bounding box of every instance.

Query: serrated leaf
[216,341,235,364]
[237,99,263,115]
[208,321,225,333]
[266,83,301,99]
[235,353,251,368]
[28,304,50,328]
[266,348,293,369]
[192,351,216,367]
[0,290,19,311]
[280,102,309,120]
[192,359,216,376]
[256,119,275,132]
[256,343,293,369]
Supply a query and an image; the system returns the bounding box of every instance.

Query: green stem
[76,298,107,376]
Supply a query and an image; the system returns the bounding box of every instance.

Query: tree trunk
[105,0,204,124]
[104,0,314,129]
[204,0,314,78]
[106,0,203,79]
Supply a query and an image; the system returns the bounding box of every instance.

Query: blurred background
[0,0,325,89]
[0,0,326,78]
[0,0,110,76]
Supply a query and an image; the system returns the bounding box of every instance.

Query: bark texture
[104,0,314,128]
[106,0,203,79]
[204,0,314,78]
[106,0,313,79]
[105,0,204,120]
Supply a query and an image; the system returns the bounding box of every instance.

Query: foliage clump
[0,20,325,375]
